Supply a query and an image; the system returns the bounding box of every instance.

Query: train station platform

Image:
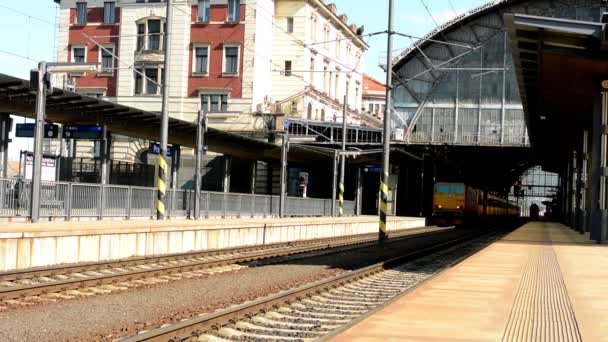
[333,222,607,342]
[0,216,425,272]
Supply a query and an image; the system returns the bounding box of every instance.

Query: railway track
[0,226,448,303]
[120,228,506,342]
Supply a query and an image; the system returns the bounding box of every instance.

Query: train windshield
[451,184,465,194]
[435,183,465,194]
[435,184,451,193]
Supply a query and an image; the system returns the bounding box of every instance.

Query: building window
[307,103,312,120]
[148,19,162,50]
[310,15,317,41]
[134,66,162,95]
[323,26,330,49]
[309,57,315,85]
[228,0,240,22]
[76,2,87,25]
[336,36,342,58]
[368,103,374,113]
[136,0,164,3]
[193,45,209,74]
[201,94,229,113]
[284,60,292,77]
[103,2,115,24]
[72,47,86,63]
[286,17,294,33]
[136,19,165,52]
[334,73,340,100]
[321,109,325,121]
[223,45,239,75]
[100,45,115,73]
[323,64,329,93]
[346,44,352,63]
[198,0,210,22]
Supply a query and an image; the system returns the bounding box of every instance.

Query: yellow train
[432,182,519,225]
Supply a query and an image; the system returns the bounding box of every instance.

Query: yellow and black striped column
[157,152,167,219]
[338,181,344,216]
[379,177,388,240]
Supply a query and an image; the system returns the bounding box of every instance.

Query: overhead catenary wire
[304,31,387,47]
[0,3,55,26]
[447,0,460,16]
[0,49,39,63]
[82,33,162,88]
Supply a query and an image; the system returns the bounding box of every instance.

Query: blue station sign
[148,142,176,157]
[62,125,104,140]
[16,123,59,139]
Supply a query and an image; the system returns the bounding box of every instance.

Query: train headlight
[436,205,442,209]
[456,205,461,209]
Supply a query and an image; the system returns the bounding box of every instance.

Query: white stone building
[270,1,368,124]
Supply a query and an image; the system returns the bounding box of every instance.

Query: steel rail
[120,228,507,342]
[0,226,449,301]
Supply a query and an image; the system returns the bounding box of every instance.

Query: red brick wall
[68,25,119,96]
[70,7,120,25]
[188,4,246,98]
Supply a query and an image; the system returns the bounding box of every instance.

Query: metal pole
[582,130,589,233]
[31,61,47,223]
[339,90,348,216]
[100,129,110,185]
[331,149,338,216]
[571,149,577,229]
[500,30,507,145]
[599,88,608,242]
[279,134,288,217]
[0,114,11,178]
[194,109,206,219]
[157,0,173,220]
[355,167,362,216]
[171,145,180,190]
[379,0,394,241]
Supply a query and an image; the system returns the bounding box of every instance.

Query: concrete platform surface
[0,216,426,271]
[333,222,607,342]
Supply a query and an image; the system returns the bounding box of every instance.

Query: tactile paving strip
[502,246,582,342]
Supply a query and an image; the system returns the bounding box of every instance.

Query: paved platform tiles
[333,222,608,342]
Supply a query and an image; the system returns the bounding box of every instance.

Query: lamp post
[194,109,207,219]
[30,62,99,222]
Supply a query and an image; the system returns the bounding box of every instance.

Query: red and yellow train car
[432,182,519,225]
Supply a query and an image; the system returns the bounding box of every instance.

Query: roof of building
[394,0,523,68]
[362,74,385,93]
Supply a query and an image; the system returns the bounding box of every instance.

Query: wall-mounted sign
[364,164,383,173]
[148,143,175,157]
[62,125,104,140]
[15,123,59,138]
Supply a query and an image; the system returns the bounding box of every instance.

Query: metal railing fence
[0,178,356,219]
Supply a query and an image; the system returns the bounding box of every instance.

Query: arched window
[321,109,326,121]
[307,103,313,120]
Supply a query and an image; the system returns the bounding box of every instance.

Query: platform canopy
[506,13,608,169]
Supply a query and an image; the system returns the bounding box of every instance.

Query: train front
[432,182,466,226]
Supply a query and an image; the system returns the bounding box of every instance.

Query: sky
[0,0,489,161]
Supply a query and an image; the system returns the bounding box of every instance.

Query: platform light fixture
[46,62,99,74]
[30,61,100,223]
